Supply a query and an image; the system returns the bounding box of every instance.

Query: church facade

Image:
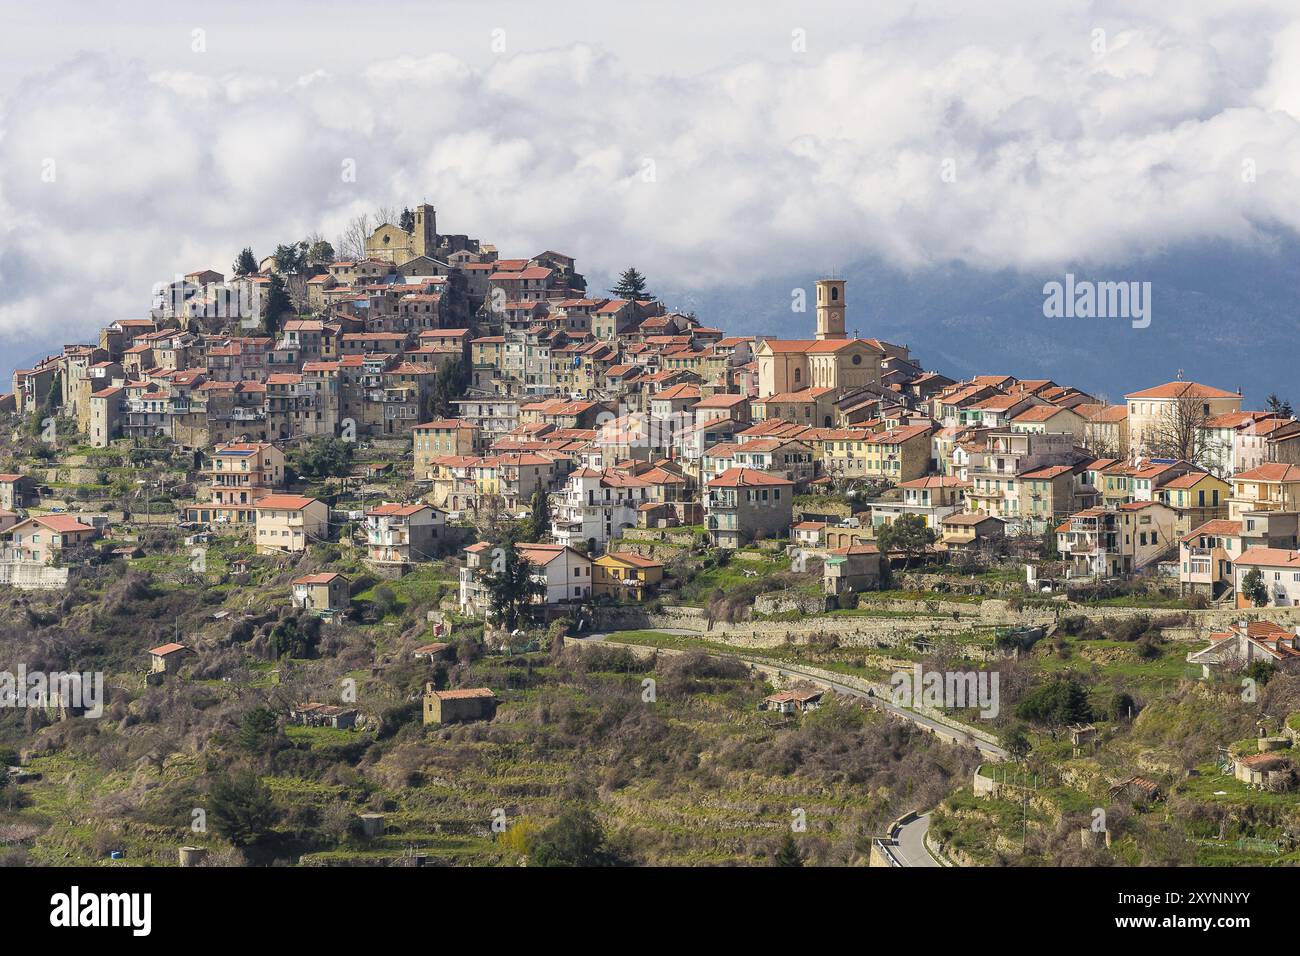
[755,279,884,397]
[364,204,439,266]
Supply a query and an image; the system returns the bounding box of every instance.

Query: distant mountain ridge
[8,236,1297,408]
[657,235,1300,408]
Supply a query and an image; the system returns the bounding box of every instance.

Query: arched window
[794,368,802,384]
[831,287,839,301]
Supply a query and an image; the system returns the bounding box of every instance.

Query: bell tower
[413,203,438,258]
[815,278,847,341]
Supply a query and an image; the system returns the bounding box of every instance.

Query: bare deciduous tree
[1081,403,1124,459]
[338,213,372,261]
[472,493,517,541]
[1142,388,1215,466]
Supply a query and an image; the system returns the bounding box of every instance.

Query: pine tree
[210,770,278,847]
[483,541,546,631]
[399,207,415,232]
[1266,393,1294,418]
[874,513,935,569]
[306,240,335,266]
[524,490,551,542]
[261,274,292,336]
[237,707,279,753]
[1241,568,1269,607]
[45,372,61,412]
[232,247,258,276]
[610,267,652,300]
[773,832,804,867]
[272,242,308,275]
[430,358,468,418]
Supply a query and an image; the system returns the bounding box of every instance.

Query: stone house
[291,572,351,613]
[423,686,497,725]
[705,467,794,550]
[824,543,883,596]
[148,642,192,675]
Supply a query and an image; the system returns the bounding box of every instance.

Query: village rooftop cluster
[5,201,1300,642]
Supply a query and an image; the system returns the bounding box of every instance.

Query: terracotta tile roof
[24,514,96,534]
[759,338,883,354]
[899,476,970,489]
[365,503,430,517]
[654,384,701,401]
[1181,519,1241,542]
[1125,381,1239,400]
[432,688,496,700]
[600,551,664,569]
[864,424,933,444]
[1161,471,1217,489]
[944,512,1003,526]
[1234,463,1300,483]
[1236,547,1300,568]
[1011,404,1078,422]
[293,572,345,585]
[707,467,794,488]
[254,494,321,510]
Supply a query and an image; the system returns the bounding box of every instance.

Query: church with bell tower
[364,202,439,266]
[815,278,847,341]
[754,276,887,398]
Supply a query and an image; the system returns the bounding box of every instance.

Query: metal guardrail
[873,838,904,867]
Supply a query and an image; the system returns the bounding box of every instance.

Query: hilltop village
[3,202,1300,867]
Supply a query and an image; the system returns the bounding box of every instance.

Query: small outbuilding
[290,702,358,730]
[762,686,825,715]
[1233,753,1297,791]
[422,685,496,725]
[148,642,192,675]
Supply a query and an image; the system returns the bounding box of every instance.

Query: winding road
[581,628,1004,867]
[892,813,942,867]
[582,629,1008,760]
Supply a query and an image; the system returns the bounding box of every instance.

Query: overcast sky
[4,0,1300,375]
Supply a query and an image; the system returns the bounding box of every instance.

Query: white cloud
[3,1,1300,364]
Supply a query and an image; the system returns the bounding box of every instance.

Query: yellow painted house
[813,427,877,476]
[592,551,665,601]
[471,336,506,375]
[859,424,934,483]
[1157,471,1230,534]
[1227,463,1300,519]
[661,349,705,374]
[253,494,329,555]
